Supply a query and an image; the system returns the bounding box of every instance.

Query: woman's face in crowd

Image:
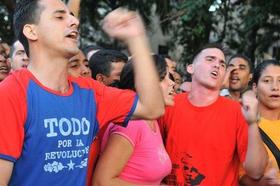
[256,64,280,110]
[160,69,175,106]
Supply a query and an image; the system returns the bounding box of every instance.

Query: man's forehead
[39,0,69,13]
[14,41,24,49]
[199,48,225,60]
[0,46,7,57]
[262,65,280,75]
[201,47,224,55]
[229,57,249,66]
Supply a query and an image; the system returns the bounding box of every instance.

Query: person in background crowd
[159,43,268,185]
[178,65,192,93]
[162,55,177,75]
[222,54,253,101]
[0,43,11,81]
[9,40,29,71]
[68,49,91,78]
[83,45,104,60]
[240,59,280,186]
[172,71,182,93]
[89,49,127,87]
[93,54,175,186]
[0,42,10,57]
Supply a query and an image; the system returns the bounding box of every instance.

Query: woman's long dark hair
[253,60,280,85]
[119,54,167,91]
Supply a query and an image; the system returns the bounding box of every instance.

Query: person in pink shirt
[93,54,175,186]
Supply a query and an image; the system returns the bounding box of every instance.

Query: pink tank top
[101,120,171,185]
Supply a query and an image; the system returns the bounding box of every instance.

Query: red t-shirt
[159,93,248,186]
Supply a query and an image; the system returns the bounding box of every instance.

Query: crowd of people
[0,0,279,186]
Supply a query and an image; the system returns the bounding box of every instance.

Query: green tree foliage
[165,0,215,64]
[164,0,280,64]
[0,0,14,44]
[234,0,280,62]
[78,0,161,50]
[212,0,280,63]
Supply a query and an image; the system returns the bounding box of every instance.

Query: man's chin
[229,88,244,92]
[66,48,79,58]
[0,74,8,81]
[229,85,242,90]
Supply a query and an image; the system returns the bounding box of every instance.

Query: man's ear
[187,64,194,74]
[23,24,38,41]
[96,74,106,84]
[249,73,253,81]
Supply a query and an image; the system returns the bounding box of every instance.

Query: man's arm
[67,0,81,18]
[0,159,13,185]
[102,9,165,120]
[241,90,268,179]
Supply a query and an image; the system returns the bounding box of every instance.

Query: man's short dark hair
[228,54,253,73]
[192,43,225,63]
[9,40,20,58]
[88,49,128,79]
[13,0,44,57]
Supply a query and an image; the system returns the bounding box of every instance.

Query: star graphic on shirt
[67,160,75,170]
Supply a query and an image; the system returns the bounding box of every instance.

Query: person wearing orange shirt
[240,59,280,186]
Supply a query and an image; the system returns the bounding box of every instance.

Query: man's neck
[188,83,220,107]
[259,105,280,121]
[28,53,70,93]
[229,90,241,101]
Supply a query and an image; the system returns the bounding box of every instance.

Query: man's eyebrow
[16,50,25,53]
[205,55,216,59]
[53,9,67,14]
[53,10,75,17]
[69,59,79,63]
[262,75,273,79]
[205,55,225,63]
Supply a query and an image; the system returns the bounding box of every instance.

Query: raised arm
[241,90,268,179]
[221,64,237,89]
[102,9,165,120]
[67,0,81,18]
[0,159,13,185]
